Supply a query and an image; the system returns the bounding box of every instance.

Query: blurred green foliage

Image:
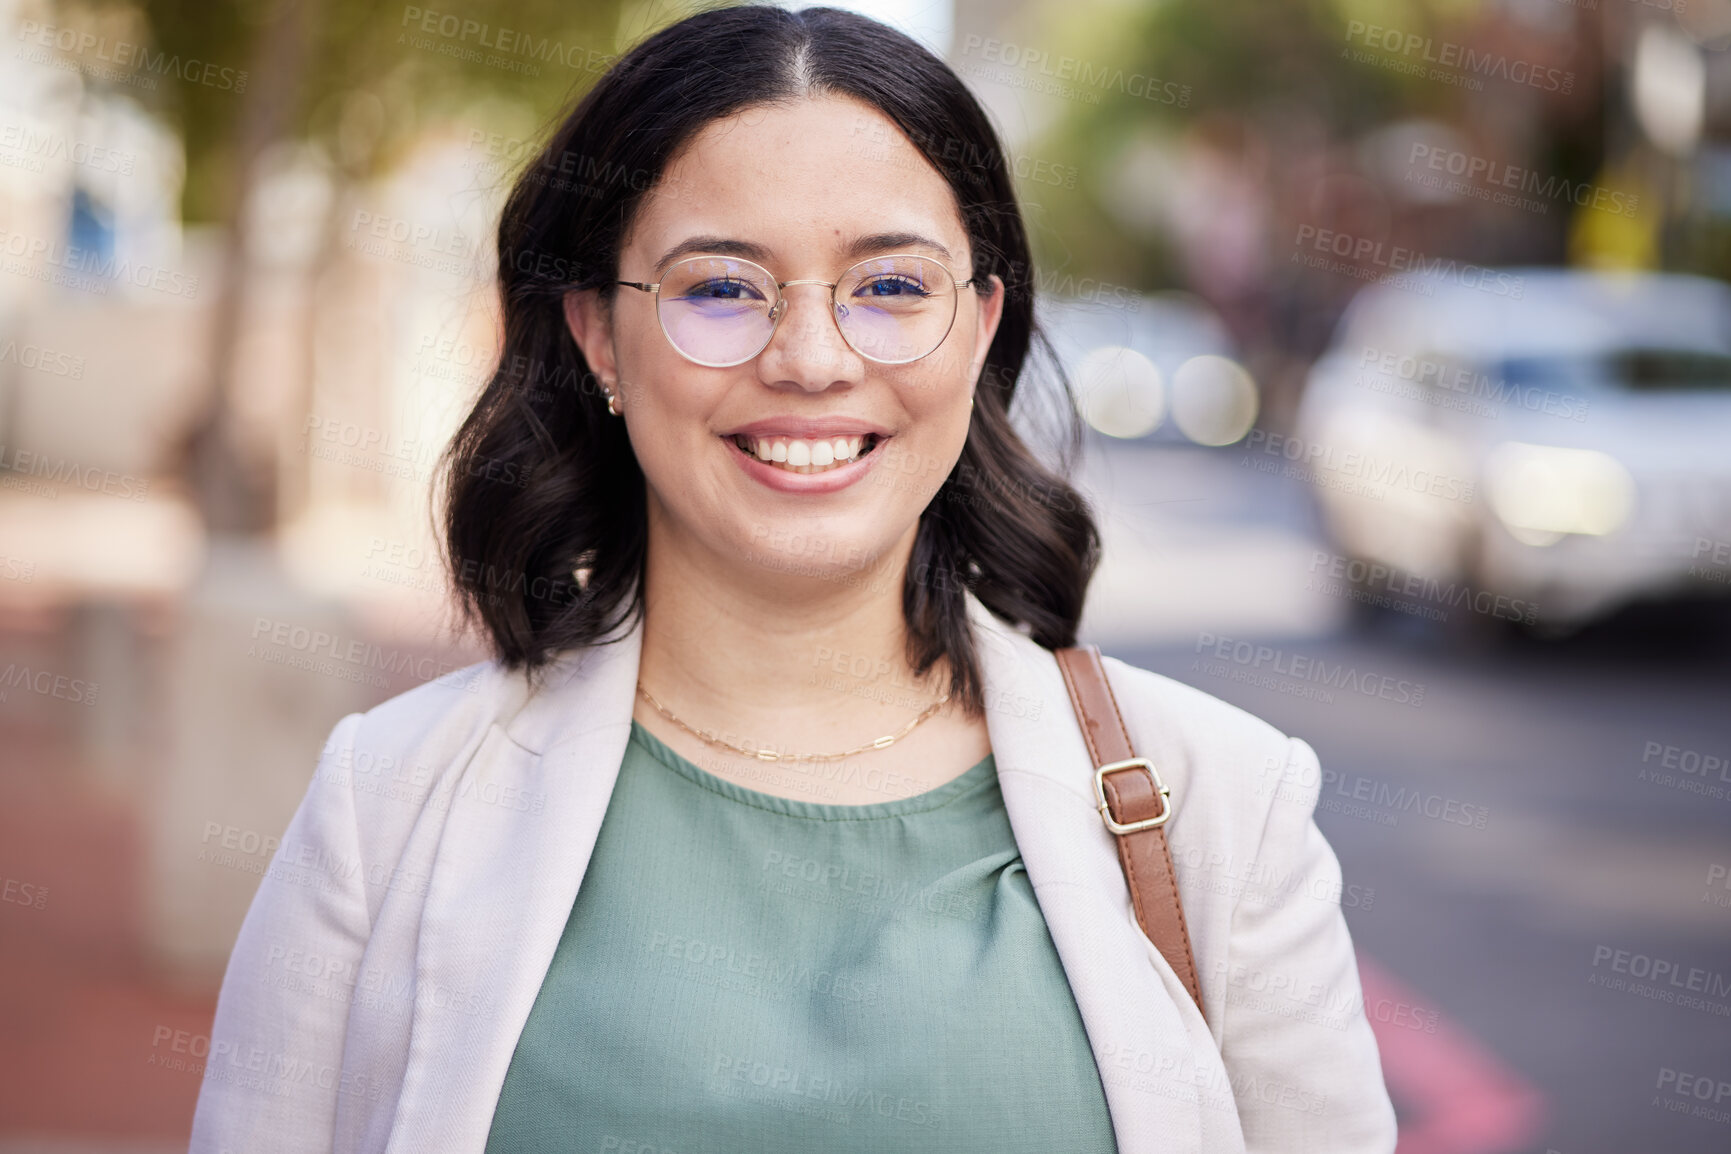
[1013,0,1611,291]
[128,0,670,220]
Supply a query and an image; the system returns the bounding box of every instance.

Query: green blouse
[485,719,1118,1153]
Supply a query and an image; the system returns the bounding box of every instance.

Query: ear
[562,289,619,403]
[966,274,1006,393]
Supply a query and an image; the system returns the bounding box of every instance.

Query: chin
[722,512,904,588]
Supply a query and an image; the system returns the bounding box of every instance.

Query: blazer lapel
[383,611,644,1153]
[973,595,1223,1153]
[381,593,1236,1152]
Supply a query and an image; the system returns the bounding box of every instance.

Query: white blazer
[189,591,1396,1153]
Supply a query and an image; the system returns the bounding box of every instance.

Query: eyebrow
[651,232,956,276]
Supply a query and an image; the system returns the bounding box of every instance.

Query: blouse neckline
[626,718,998,822]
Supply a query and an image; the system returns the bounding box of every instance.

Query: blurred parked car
[1292,268,1731,630]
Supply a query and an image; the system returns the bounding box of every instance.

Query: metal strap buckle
[1093,757,1172,834]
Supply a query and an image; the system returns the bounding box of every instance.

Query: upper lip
[720,417,892,439]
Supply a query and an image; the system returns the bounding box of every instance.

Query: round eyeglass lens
[835,255,958,364]
[657,257,779,367]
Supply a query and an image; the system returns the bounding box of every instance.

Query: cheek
[905,376,973,437]
[878,418,968,503]
[616,309,679,394]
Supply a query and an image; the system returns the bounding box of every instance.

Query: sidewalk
[0,703,214,1145]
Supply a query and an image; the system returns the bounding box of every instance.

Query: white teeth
[737,434,878,473]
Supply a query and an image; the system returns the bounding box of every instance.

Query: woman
[191,6,1396,1152]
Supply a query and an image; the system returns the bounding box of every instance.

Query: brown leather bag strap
[1054,644,1206,1021]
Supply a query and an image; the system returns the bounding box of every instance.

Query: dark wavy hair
[441,2,1100,716]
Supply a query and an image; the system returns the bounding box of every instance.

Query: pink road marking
[1358,953,1548,1154]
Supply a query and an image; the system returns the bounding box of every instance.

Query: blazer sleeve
[188,711,373,1154]
[1216,735,1398,1153]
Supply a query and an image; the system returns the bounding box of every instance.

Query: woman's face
[565,94,1004,592]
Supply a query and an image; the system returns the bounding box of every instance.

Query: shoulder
[313,658,544,831]
[1099,655,1291,755]
[337,659,528,763]
[1092,653,1308,847]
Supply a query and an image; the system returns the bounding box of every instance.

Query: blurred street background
[1,0,1729,1149]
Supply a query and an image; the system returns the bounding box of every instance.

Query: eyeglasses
[616,253,977,368]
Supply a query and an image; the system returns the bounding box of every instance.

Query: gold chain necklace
[635,681,950,763]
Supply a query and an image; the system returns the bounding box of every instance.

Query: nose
[756,282,863,392]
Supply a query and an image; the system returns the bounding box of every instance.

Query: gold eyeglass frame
[616,253,978,368]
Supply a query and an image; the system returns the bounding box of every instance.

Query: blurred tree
[1016,0,1411,297]
[1013,0,1610,421]
[115,0,645,532]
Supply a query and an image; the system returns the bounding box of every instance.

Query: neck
[636,514,950,751]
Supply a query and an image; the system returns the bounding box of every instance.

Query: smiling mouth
[727,433,883,474]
